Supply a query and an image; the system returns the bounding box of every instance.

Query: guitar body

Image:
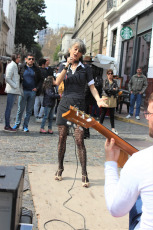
[62,105,138,167]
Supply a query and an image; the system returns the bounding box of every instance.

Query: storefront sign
[120,27,133,40]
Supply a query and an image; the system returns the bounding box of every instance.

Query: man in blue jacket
[13,53,42,132]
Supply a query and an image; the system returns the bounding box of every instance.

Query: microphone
[68,63,72,72]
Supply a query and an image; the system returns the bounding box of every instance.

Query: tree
[53,44,61,62]
[15,0,48,50]
[42,26,73,65]
[31,43,43,63]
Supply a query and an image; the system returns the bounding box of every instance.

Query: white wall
[3,0,17,56]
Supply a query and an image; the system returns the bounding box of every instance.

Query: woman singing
[55,38,107,187]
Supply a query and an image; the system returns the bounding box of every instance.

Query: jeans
[41,106,54,129]
[129,195,142,230]
[15,90,36,128]
[129,93,142,117]
[34,95,44,118]
[5,93,17,127]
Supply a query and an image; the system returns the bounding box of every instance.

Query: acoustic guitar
[62,105,138,168]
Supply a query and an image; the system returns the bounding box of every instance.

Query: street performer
[104,93,153,229]
[54,38,107,187]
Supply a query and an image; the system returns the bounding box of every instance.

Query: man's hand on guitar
[97,98,108,107]
[105,138,120,162]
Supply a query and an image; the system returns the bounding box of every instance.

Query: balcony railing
[107,0,117,12]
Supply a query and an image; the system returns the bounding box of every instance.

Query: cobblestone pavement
[0,95,152,229]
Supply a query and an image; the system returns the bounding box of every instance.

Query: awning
[92,54,117,69]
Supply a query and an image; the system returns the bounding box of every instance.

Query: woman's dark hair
[107,69,113,74]
[43,76,53,90]
[39,58,46,66]
[11,53,20,62]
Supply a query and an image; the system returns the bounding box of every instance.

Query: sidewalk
[115,104,148,127]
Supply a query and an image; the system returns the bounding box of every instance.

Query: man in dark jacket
[126,67,148,120]
[13,53,42,132]
[34,58,48,122]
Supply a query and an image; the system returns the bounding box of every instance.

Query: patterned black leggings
[58,125,87,176]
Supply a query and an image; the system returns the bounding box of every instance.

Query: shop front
[119,7,153,104]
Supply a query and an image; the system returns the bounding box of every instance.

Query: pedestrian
[34,58,48,122]
[100,69,119,134]
[13,53,42,132]
[4,53,22,132]
[40,76,60,134]
[83,56,94,139]
[126,67,148,120]
[54,38,107,187]
[104,92,153,230]
[45,57,53,76]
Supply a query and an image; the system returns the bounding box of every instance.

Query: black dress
[56,62,94,126]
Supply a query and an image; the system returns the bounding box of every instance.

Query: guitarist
[104,93,153,229]
[54,38,107,187]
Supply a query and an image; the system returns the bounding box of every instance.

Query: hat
[83,56,93,62]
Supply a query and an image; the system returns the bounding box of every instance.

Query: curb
[115,115,148,127]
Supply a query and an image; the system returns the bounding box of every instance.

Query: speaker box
[0,166,25,230]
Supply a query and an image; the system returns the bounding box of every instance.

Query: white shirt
[104,145,153,229]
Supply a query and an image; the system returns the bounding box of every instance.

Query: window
[136,31,152,76]
[107,0,117,12]
[121,38,134,80]
[111,29,117,57]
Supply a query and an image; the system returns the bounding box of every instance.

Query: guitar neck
[62,105,138,156]
[91,122,138,155]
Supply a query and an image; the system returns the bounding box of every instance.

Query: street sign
[120,27,133,40]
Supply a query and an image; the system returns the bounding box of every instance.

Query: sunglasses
[28,58,34,61]
[108,73,113,75]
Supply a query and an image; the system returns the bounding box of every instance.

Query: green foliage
[15,0,48,49]
[31,43,43,63]
[53,44,61,62]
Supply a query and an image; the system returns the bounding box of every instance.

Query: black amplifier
[0,166,25,230]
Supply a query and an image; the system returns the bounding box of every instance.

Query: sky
[44,0,76,29]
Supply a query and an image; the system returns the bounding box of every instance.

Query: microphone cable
[44,127,87,230]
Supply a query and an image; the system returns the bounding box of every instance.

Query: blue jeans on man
[129,195,142,230]
[15,90,36,129]
[5,93,17,128]
[129,93,142,117]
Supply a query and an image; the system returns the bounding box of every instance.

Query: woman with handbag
[100,69,119,135]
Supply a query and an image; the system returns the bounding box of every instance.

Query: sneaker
[136,116,140,120]
[23,127,29,132]
[126,114,132,119]
[12,124,19,129]
[4,126,16,132]
[40,128,47,134]
[36,117,42,123]
[112,129,118,135]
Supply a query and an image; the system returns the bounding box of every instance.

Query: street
[0,95,152,229]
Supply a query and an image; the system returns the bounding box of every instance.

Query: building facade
[72,0,108,57]
[104,0,153,100]
[58,31,73,62]
[0,0,9,56]
[2,0,17,56]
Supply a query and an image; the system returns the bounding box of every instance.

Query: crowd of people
[1,38,152,229]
